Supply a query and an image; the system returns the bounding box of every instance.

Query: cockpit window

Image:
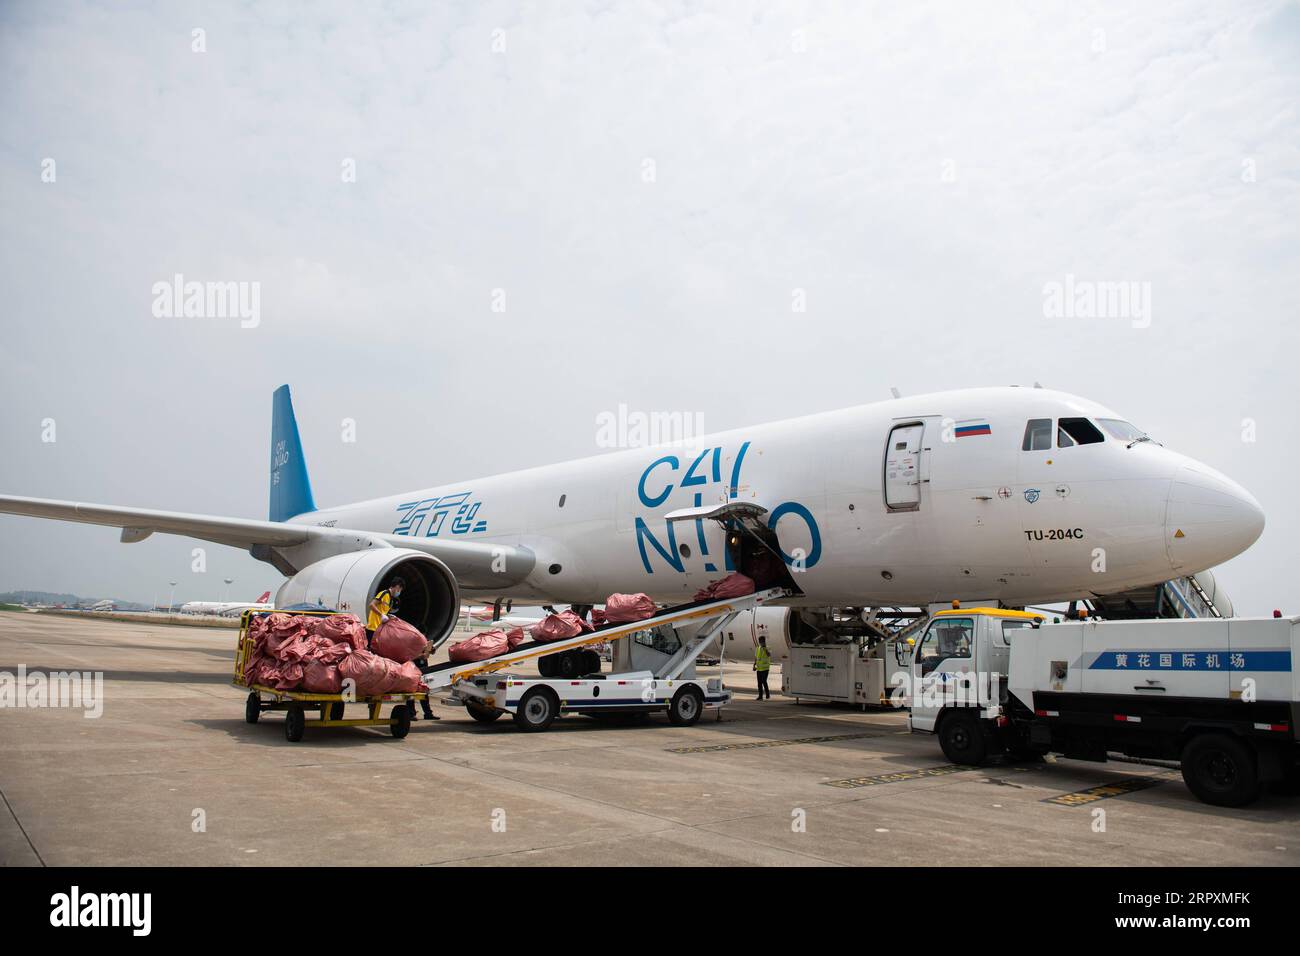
[1022,419,1052,451]
[1098,419,1146,442]
[1057,418,1105,447]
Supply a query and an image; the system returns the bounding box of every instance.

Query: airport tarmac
[0,610,1296,867]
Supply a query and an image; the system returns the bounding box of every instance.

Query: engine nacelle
[274,548,459,649]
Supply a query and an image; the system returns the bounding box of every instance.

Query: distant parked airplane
[179,591,273,618]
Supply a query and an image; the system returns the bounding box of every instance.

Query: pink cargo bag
[603,592,656,623]
[371,616,428,663]
[693,572,756,603]
[448,630,511,663]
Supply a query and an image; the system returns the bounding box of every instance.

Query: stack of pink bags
[243,613,426,696]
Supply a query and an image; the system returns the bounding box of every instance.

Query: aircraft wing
[0,495,312,548]
[0,494,535,588]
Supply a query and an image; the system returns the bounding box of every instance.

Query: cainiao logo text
[0,666,103,718]
[50,886,151,936]
[151,273,261,328]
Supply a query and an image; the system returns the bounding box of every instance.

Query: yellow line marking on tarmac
[822,764,977,788]
[1042,777,1163,806]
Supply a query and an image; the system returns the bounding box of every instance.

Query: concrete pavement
[0,610,1296,866]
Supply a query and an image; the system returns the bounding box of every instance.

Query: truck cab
[907,605,1044,740]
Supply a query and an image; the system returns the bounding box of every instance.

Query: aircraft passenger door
[884,423,925,512]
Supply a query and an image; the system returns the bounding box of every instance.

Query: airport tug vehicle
[423,589,789,731]
[909,605,1300,807]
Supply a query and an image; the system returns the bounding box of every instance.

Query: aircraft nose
[1166,463,1265,572]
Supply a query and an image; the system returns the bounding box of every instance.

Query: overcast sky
[1,1,1297,613]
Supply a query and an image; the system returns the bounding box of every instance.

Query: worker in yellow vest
[366,578,403,640]
[754,635,772,700]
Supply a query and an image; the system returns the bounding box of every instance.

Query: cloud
[0,0,1296,612]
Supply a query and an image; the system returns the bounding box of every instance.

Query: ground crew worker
[366,577,403,641]
[409,637,438,722]
[366,580,438,722]
[754,635,772,700]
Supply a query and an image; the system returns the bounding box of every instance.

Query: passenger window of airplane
[1057,418,1105,447]
[1021,419,1052,451]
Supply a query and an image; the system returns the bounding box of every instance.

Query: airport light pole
[223,577,233,602]
[168,581,177,615]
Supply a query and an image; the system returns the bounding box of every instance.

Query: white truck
[908,606,1299,807]
[422,589,787,731]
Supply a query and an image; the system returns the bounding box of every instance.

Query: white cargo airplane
[179,590,273,618]
[0,384,1264,651]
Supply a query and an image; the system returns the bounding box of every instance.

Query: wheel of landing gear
[557,651,581,679]
[245,692,261,724]
[328,702,345,721]
[284,704,306,742]
[390,704,412,739]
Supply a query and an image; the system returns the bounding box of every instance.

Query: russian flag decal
[954,421,991,438]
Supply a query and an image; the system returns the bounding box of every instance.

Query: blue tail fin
[269,385,316,522]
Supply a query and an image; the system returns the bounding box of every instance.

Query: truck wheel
[284,704,306,742]
[1181,733,1260,807]
[390,704,412,739]
[467,701,503,723]
[938,713,988,766]
[668,687,704,727]
[245,692,261,724]
[513,688,558,732]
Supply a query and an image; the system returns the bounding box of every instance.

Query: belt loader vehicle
[423,589,787,731]
[908,606,1299,807]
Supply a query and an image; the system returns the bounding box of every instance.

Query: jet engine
[274,548,460,649]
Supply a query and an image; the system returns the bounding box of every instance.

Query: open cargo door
[664,501,802,593]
